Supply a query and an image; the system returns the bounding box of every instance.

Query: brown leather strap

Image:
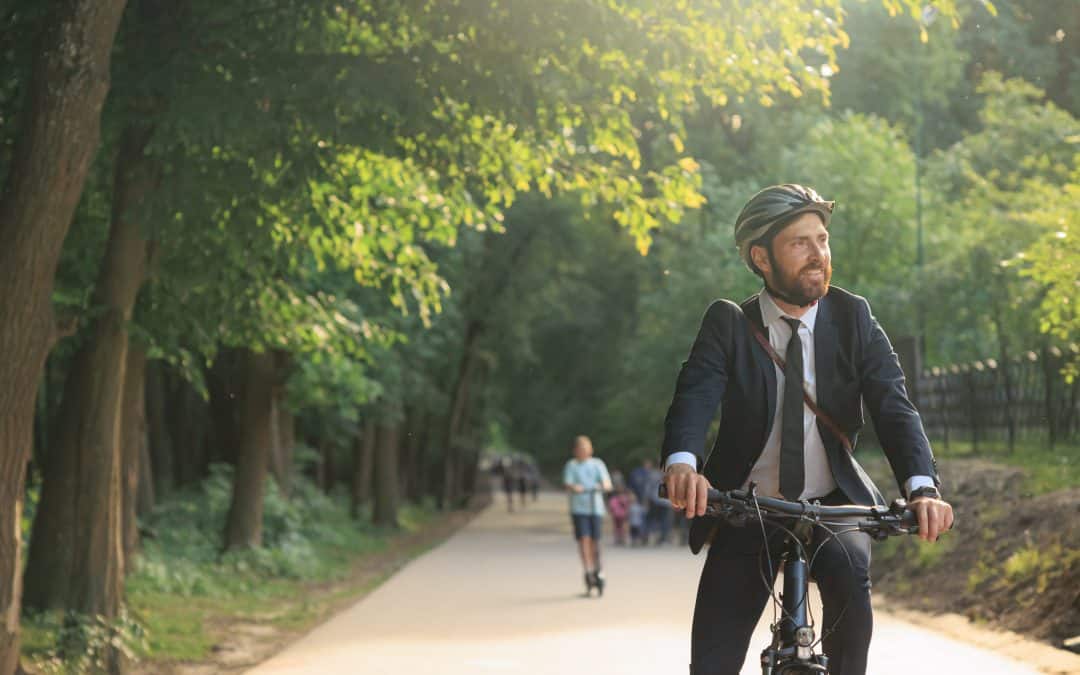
[748,320,854,454]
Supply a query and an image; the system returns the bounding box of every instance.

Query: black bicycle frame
[656,484,918,675]
[759,521,829,674]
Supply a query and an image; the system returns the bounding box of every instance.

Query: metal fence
[914,345,1080,451]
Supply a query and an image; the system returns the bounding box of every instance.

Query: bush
[25,610,146,675]
[129,464,382,597]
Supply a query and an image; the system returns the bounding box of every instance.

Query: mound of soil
[865,457,1080,650]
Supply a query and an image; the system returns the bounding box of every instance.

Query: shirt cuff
[904,475,936,498]
[664,452,698,472]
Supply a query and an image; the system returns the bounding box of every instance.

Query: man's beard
[767,251,832,307]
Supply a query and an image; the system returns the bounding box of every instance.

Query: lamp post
[914,5,937,367]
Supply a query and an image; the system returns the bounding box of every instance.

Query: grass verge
[928,438,1079,495]
[20,465,468,673]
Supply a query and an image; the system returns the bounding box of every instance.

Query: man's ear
[750,244,770,275]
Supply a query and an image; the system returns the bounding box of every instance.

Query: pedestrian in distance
[627,493,646,546]
[500,459,516,513]
[516,459,529,508]
[607,487,631,546]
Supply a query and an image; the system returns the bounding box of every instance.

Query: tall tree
[372,417,402,528]
[222,348,278,550]
[23,115,157,615]
[0,0,127,669]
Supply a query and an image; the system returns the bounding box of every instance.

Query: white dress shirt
[666,289,934,499]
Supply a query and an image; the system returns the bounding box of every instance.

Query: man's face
[751,212,832,305]
[574,439,593,461]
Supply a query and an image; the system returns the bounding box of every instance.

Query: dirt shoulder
[864,456,1079,653]
[131,503,485,675]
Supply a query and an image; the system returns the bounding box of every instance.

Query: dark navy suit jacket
[661,287,939,550]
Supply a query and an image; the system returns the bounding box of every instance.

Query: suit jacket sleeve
[661,300,734,470]
[856,297,940,493]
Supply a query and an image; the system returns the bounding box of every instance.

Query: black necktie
[780,317,805,500]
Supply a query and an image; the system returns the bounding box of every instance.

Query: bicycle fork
[760,551,829,674]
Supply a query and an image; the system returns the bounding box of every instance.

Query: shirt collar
[758,288,818,333]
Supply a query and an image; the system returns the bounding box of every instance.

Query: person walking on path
[627,458,654,504]
[512,458,530,509]
[499,460,517,513]
[661,184,954,674]
[562,435,612,593]
[644,465,673,545]
[627,493,646,546]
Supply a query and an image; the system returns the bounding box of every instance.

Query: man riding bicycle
[661,184,955,675]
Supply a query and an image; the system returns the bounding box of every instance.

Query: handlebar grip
[900,508,920,529]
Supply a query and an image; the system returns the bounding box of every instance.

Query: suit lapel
[813,292,837,417]
[741,295,777,435]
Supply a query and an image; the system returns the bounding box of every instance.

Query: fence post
[1043,345,1060,448]
[934,366,950,452]
[963,364,978,453]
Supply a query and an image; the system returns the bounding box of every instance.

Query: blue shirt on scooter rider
[563,457,611,515]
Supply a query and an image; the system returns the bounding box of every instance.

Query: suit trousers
[690,490,873,675]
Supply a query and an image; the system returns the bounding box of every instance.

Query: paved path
[249,492,1051,674]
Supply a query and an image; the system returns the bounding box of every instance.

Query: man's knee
[816,563,871,610]
[689,645,752,675]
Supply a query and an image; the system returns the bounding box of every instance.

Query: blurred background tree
[5,0,1080,671]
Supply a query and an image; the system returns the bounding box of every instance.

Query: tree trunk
[144,360,175,494]
[267,388,284,494]
[121,345,149,562]
[420,415,442,501]
[411,413,432,502]
[350,420,376,518]
[223,349,277,551]
[0,0,127,668]
[23,118,156,638]
[313,437,326,490]
[265,351,292,497]
[459,363,487,502]
[136,430,155,516]
[373,421,401,528]
[323,440,337,494]
[183,380,211,482]
[400,408,426,502]
[442,321,481,508]
[206,350,242,469]
[276,395,295,497]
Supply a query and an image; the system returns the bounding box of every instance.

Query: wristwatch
[908,485,941,501]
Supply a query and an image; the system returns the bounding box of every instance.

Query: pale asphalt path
[248,492,1044,675]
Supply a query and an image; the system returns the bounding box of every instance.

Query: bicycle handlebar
[657,484,919,539]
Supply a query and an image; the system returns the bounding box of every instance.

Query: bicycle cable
[802,522,864,650]
[754,513,818,631]
[751,492,780,629]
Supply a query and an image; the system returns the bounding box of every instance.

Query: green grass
[21,466,438,671]
[929,438,1080,495]
[873,529,956,571]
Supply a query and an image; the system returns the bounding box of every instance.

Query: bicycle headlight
[795,627,815,647]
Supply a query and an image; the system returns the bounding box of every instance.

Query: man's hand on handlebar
[663,463,712,519]
[907,496,954,543]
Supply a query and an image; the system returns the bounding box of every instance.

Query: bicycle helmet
[734,184,835,273]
